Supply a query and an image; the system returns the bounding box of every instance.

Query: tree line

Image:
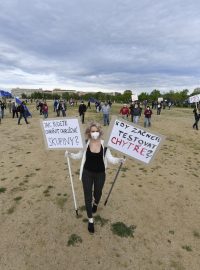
[22,88,200,106]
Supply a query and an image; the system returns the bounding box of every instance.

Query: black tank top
[84,145,105,172]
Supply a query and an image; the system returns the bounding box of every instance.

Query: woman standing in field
[192,107,199,130]
[144,106,153,127]
[65,122,125,234]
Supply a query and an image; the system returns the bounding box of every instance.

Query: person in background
[168,101,172,109]
[157,103,162,115]
[130,103,141,124]
[144,106,152,127]
[56,100,62,117]
[12,101,19,118]
[0,103,2,124]
[79,101,87,124]
[42,101,48,119]
[8,100,12,114]
[101,101,110,126]
[65,122,125,234]
[0,101,6,119]
[192,107,199,130]
[61,100,67,117]
[18,101,29,125]
[53,99,58,112]
[87,100,91,109]
[119,104,129,119]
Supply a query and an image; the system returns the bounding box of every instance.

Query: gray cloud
[0,0,200,93]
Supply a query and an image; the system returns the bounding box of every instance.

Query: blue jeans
[43,112,48,118]
[103,114,109,125]
[18,112,28,124]
[144,117,151,127]
[133,116,139,124]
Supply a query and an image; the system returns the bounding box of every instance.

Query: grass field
[0,101,200,270]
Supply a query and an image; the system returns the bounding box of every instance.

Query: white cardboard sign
[188,94,200,103]
[131,94,138,101]
[105,116,165,164]
[41,118,85,150]
[158,97,163,103]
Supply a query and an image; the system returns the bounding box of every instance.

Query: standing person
[53,99,58,112]
[8,100,12,114]
[144,106,152,128]
[0,101,6,119]
[168,101,172,109]
[11,101,19,118]
[119,104,129,119]
[18,101,29,125]
[56,100,62,117]
[192,107,199,130]
[61,101,67,117]
[87,100,91,109]
[0,103,2,124]
[157,103,162,115]
[65,122,125,234]
[101,101,110,126]
[42,102,48,119]
[131,103,141,124]
[79,101,87,124]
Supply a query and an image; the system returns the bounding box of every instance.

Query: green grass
[7,206,16,214]
[111,222,136,237]
[82,218,88,223]
[193,231,200,238]
[56,197,67,210]
[79,205,86,212]
[121,167,129,172]
[94,215,109,227]
[67,234,82,246]
[0,187,6,193]
[14,196,22,201]
[182,245,192,252]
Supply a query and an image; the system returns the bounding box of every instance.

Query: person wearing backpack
[65,122,125,234]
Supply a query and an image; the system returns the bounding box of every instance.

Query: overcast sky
[0,0,200,93]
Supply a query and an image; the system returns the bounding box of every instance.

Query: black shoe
[88,222,94,233]
[92,204,98,213]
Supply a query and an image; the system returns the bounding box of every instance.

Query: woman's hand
[119,158,126,164]
[65,150,71,158]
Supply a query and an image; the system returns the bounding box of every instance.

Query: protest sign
[41,117,85,150]
[131,94,138,101]
[105,116,165,164]
[188,94,200,103]
[158,97,163,103]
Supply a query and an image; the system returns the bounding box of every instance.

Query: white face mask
[91,131,100,140]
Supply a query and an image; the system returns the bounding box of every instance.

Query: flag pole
[104,159,124,206]
[66,155,79,216]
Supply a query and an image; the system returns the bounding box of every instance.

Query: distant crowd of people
[1,98,199,131]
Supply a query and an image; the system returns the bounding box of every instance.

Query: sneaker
[88,222,94,234]
[92,204,98,213]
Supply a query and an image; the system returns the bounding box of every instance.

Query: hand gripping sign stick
[66,155,79,216]
[104,158,124,206]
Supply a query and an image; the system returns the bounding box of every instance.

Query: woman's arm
[65,150,83,160]
[106,148,125,165]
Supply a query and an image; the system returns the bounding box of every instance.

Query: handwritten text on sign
[41,118,84,149]
[106,119,163,164]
